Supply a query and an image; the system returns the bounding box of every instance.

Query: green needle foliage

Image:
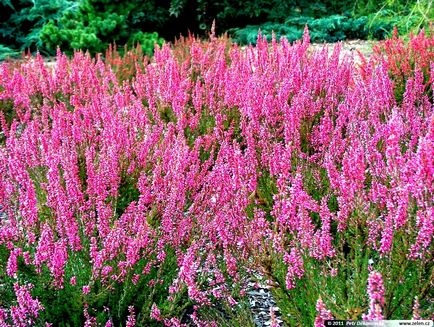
[230,15,380,45]
[0,0,77,57]
[354,0,433,36]
[40,0,166,55]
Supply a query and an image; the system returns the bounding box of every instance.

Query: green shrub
[230,15,382,45]
[228,1,432,45]
[128,32,165,56]
[0,44,20,61]
[0,0,78,56]
[39,0,167,55]
[1,0,432,58]
[354,0,433,36]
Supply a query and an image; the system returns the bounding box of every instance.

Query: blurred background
[0,0,432,59]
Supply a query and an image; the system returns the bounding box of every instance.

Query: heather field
[0,28,433,326]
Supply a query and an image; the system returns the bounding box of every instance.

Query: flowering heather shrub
[0,29,433,326]
[104,44,149,82]
[363,271,385,321]
[171,30,232,65]
[368,26,434,102]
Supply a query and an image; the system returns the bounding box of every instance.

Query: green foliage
[231,15,383,45]
[129,32,165,56]
[0,97,15,143]
[189,0,432,43]
[263,201,434,325]
[0,245,16,308]
[230,23,299,45]
[197,301,256,326]
[168,0,357,33]
[169,0,187,18]
[39,0,167,55]
[0,0,78,55]
[0,232,189,325]
[0,45,20,61]
[354,0,434,36]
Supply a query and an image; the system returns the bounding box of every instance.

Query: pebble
[246,275,284,327]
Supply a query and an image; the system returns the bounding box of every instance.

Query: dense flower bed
[0,29,433,326]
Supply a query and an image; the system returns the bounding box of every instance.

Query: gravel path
[246,275,284,327]
[310,39,374,63]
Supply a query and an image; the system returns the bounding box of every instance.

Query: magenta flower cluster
[363,271,385,321]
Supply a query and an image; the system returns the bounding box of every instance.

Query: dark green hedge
[39,0,167,55]
[0,0,170,57]
[0,0,432,58]
[0,0,77,58]
[230,14,397,45]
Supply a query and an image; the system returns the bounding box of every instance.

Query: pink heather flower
[82,285,91,295]
[49,240,68,288]
[148,279,156,287]
[157,250,166,262]
[342,140,366,195]
[150,303,162,321]
[7,248,21,277]
[367,215,383,250]
[105,320,113,327]
[0,308,8,327]
[363,271,385,320]
[410,209,434,258]
[314,297,333,327]
[126,306,136,327]
[70,276,77,286]
[132,274,140,285]
[101,265,113,278]
[228,296,237,305]
[317,197,335,259]
[34,223,54,269]
[10,283,44,327]
[189,309,217,327]
[283,248,304,289]
[163,317,182,327]
[83,306,97,327]
[412,296,421,320]
[270,307,280,327]
[22,251,31,265]
[178,246,209,304]
[379,214,393,255]
[189,310,199,325]
[223,250,238,278]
